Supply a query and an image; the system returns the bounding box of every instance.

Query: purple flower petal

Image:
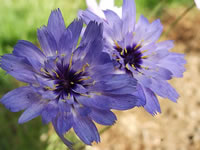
[103,10,122,40]
[58,19,83,55]
[47,8,66,44]
[158,53,186,78]
[56,113,73,134]
[122,0,136,34]
[150,78,179,102]
[0,54,36,83]
[18,101,46,124]
[52,118,73,149]
[37,26,57,56]
[78,9,102,25]
[143,87,161,115]
[0,86,38,112]
[41,101,58,124]
[13,40,45,69]
[73,115,100,145]
[89,109,117,125]
[13,40,45,63]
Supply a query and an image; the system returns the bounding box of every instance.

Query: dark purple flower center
[114,43,143,70]
[40,59,90,100]
[53,65,83,99]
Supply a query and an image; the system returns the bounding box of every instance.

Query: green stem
[164,2,195,37]
[99,126,112,134]
[148,0,166,18]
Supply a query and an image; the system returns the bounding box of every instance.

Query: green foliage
[135,0,193,17]
[0,0,85,52]
[0,107,48,150]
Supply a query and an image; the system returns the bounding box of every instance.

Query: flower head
[79,0,186,115]
[0,9,143,148]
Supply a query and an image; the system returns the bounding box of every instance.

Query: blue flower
[79,0,186,115]
[0,9,144,148]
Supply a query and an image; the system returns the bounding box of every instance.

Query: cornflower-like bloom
[0,9,144,149]
[79,0,186,115]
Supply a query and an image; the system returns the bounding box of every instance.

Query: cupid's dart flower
[79,0,186,115]
[0,9,143,149]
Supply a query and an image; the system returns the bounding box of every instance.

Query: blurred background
[0,0,199,150]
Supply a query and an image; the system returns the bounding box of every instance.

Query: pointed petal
[104,93,145,110]
[0,86,39,112]
[158,53,186,78]
[13,40,45,62]
[73,116,100,145]
[91,74,137,91]
[81,21,103,45]
[89,109,117,125]
[75,22,103,63]
[143,19,163,44]
[156,40,174,50]
[134,15,150,43]
[18,101,46,124]
[76,106,91,117]
[135,16,163,45]
[78,9,103,25]
[37,26,57,56]
[82,34,103,64]
[13,40,45,69]
[78,95,111,110]
[57,113,73,134]
[122,0,136,33]
[150,78,179,102]
[143,87,161,115]
[52,119,73,149]
[41,101,58,124]
[79,93,143,110]
[104,10,123,40]
[47,8,66,44]
[91,52,112,66]
[58,19,83,55]
[0,54,36,83]
[132,83,146,106]
[141,65,173,80]
[88,63,115,82]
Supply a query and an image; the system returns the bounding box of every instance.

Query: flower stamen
[74,63,90,75]
[40,68,51,76]
[52,70,59,78]
[68,53,74,71]
[78,76,91,82]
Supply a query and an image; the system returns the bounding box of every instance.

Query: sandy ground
[84,7,200,150]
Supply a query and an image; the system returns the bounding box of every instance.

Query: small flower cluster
[0,0,186,149]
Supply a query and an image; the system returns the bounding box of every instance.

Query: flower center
[53,67,82,100]
[40,57,92,101]
[114,43,143,70]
